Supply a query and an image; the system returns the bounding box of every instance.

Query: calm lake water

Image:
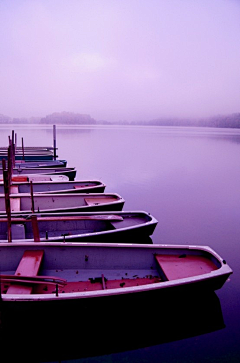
[0,124,240,362]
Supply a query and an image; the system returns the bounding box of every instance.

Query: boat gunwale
[4,192,123,199]
[4,179,105,185]
[0,167,76,173]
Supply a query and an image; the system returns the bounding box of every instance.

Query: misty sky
[1,0,240,122]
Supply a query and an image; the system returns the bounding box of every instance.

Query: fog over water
[0,0,240,122]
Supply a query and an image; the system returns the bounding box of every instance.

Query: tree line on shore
[0,111,240,128]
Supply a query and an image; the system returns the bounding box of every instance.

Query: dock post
[53,125,57,160]
[11,130,15,167]
[2,159,12,242]
[7,145,13,187]
[21,137,25,160]
[31,215,40,242]
[30,181,35,213]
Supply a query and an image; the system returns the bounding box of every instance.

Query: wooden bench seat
[0,176,28,182]
[155,254,218,281]
[84,197,116,206]
[7,250,44,294]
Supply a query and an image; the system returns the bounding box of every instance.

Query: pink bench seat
[7,250,44,294]
[155,254,217,281]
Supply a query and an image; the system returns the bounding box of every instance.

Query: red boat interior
[0,249,218,295]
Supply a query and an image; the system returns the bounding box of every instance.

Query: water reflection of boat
[0,290,225,362]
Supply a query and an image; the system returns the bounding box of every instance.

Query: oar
[0,274,67,286]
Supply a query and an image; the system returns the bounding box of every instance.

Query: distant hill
[96,113,240,128]
[0,112,96,125]
[40,112,96,125]
[145,113,240,128]
[0,114,12,123]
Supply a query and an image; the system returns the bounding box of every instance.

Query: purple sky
[1,0,240,122]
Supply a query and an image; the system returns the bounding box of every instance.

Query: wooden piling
[2,159,12,242]
[30,181,35,213]
[31,215,40,242]
[7,145,13,187]
[21,137,25,160]
[11,130,15,167]
[53,125,57,160]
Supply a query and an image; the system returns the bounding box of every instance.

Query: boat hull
[2,160,67,168]
[0,154,55,161]
[0,147,57,161]
[0,193,125,213]
[0,167,77,180]
[0,211,158,243]
[0,180,106,194]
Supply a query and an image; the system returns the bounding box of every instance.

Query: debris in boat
[179,254,187,258]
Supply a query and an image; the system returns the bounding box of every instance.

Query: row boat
[0,179,106,194]
[0,242,232,300]
[2,159,67,168]
[0,192,125,213]
[0,150,56,161]
[0,145,57,161]
[0,167,77,180]
[4,174,70,182]
[0,211,157,243]
[0,146,55,151]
